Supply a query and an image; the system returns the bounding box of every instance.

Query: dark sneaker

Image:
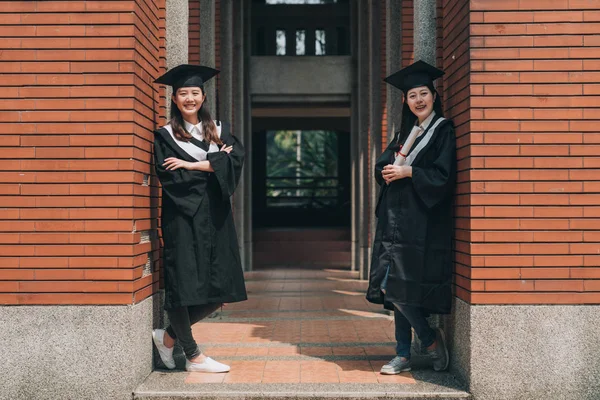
[427,328,449,371]
[380,356,412,375]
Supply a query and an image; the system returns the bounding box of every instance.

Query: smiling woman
[367,60,456,376]
[151,64,247,374]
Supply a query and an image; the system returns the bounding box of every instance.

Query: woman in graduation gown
[367,61,456,375]
[151,65,247,373]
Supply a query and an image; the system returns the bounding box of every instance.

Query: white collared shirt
[416,111,436,137]
[163,120,221,161]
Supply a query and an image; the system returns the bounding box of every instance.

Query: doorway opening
[253,129,350,228]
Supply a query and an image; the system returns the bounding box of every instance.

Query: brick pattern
[0,1,164,305]
[381,6,388,147]
[155,2,167,291]
[189,0,200,64]
[402,0,414,67]
[454,1,600,304]
[436,0,444,94]
[217,0,225,128]
[442,0,472,304]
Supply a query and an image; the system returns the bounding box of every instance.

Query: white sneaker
[185,357,230,373]
[152,329,176,369]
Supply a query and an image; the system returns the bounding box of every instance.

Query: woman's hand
[382,164,412,184]
[163,157,194,171]
[220,144,233,154]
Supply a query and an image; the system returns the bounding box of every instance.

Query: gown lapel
[155,127,208,161]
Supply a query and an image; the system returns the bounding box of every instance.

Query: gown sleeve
[410,122,456,209]
[374,132,400,187]
[206,123,245,200]
[154,134,208,217]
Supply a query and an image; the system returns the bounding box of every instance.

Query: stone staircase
[253,228,352,267]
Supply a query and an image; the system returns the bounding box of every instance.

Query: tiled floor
[180,267,410,384]
[136,267,469,399]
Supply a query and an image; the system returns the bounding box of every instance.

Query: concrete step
[254,228,351,242]
[135,372,471,400]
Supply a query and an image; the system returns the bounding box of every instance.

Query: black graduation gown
[153,122,247,310]
[366,116,456,314]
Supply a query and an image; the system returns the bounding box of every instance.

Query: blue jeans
[393,303,436,359]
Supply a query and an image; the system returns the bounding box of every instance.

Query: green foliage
[266,130,339,207]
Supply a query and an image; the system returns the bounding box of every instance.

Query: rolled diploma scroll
[393,125,421,166]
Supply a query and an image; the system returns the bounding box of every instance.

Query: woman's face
[405,85,435,123]
[172,86,205,120]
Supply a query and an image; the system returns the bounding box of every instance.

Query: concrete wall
[0,296,159,400]
[449,298,600,400]
[250,56,352,103]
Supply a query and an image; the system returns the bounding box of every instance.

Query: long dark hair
[169,87,222,146]
[394,84,444,147]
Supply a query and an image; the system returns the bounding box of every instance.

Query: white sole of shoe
[152,330,176,370]
[380,367,411,375]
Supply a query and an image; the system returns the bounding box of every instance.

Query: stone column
[413,0,437,65]
[386,0,403,141]
[199,0,216,116]
[219,0,233,124]
[166,0,189,116]
[415,0,442,333]
[242,0,253,271]
[219,0,245,267]
[231,0,252,271]
[350,0,359,272]
[357,0,370,280]
[368,1,381,269]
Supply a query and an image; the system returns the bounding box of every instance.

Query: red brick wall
[436,0,444,94]
[216,0,221,122]
[381,6,388,146]
[402,0,414,67]
[451,0,600,305]
[442,0,472,303]
[189,0,200,64]
[0,1,165,305]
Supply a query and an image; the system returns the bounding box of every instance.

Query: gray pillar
[165,0,189,116]
[199,0,216,116]
[243,0,253,271]
[357,0,370,280]
[166,0,189,69]
[368,1,381,274]
[386,0,403,142]
[413,0,437,65]
[350,0,359,272]
[220,0,233,124]
[220,0,242,265]
[232,0,252,271]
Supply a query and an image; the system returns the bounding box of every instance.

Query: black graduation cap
[384,60,444,94]
[154,64,221,123]
[154,64,219,92]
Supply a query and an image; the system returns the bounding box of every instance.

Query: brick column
[0,2,165,398]
[443,1,600,398]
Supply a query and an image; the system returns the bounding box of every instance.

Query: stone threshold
[135,379,471,400]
